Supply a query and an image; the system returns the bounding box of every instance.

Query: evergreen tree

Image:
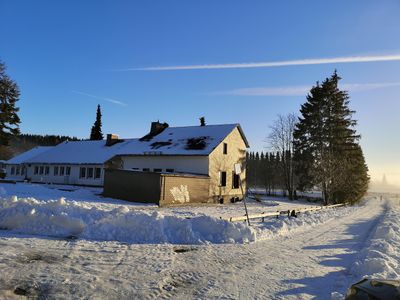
[0,61,21,146]
[199,116,206,126]
[293,71,369,204]
[90,104,103,140]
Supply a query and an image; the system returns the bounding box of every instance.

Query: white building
[5,123,249,199]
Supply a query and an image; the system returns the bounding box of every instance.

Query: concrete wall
[120,155,209,175]
[103,169,161,203]
[161,174,210,206]
[103,169,210,206]
[208,127,247,203]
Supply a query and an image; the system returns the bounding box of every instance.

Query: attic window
[186,136,208,150]
[223,143,228,154]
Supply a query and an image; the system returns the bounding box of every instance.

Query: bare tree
[267,113,297,199]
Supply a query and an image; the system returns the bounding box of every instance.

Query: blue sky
[1,1,400,186]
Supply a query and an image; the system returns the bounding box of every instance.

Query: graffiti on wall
[170,185,190,203]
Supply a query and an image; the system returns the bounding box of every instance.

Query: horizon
[1,0,399,189]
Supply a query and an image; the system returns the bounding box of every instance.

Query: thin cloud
[119,53,400,71]
[72,90,127,106]
[218,82,400,96]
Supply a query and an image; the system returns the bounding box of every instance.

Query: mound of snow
[253,204,357,240]
[0,196,255,244]
[351,198,400,279]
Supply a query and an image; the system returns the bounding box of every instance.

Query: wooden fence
[222,203,346,222]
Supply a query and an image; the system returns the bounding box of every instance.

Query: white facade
[27,164,105,186]
[121,156,209,175]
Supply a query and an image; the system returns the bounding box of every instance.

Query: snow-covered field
[0,182,398,299]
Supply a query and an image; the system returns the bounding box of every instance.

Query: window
[39,166,44,175]
[54,166,59,176]
[87,167,94,178]
[153,168,162,173]
[11,166,15,175]
[95,168,101,179]
[143,168,150,172]
[60,166,65,176]
[232,172,240,189]
[219,171,227,187]
[34,166,39,175]
[223,143,228,155]
[45,166,49,175]
[131,167,139,170]
[166,168,174,173]
[66,167,71,176]
[79,167,86,178]
[21,167,25,175]
[16,167,20,175]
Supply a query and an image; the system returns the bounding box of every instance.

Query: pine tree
[199,117,206,126]
[0,61,21,146]
[90,104,103,140]
[293,71,369,204]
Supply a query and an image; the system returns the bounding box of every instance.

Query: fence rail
[222,203,346,222]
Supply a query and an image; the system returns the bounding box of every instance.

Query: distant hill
[0,134,80,161]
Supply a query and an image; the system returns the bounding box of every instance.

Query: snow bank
[0,196,255,244]
[253,204,357,240]
[351,198,400,279]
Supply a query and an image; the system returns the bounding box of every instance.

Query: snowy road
[0,197,391,299]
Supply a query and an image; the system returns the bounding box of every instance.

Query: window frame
[219,171,227,187]
[232,172,240,189]
[223,143,228,155]
[79,167,86,179]
[95,167,101,179]
[87,167,94,179]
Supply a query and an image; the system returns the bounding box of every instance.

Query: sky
[1,0,400,188]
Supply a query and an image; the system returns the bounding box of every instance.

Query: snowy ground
[0,183,398,299]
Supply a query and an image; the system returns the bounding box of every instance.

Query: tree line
[247,71,369,205]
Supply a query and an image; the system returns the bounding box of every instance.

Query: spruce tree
[90,104,103,140]
[0,61,21,146]
[293,71,369,204]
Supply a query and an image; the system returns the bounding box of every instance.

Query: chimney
[139,121,169,141]
[106,134,119,146]
[150,121,168,136]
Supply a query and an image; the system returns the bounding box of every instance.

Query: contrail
[121,54,400,71]
[72,90,127,106]
[218,82,400,96]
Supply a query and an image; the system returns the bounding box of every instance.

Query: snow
[6,146,53,164]
[115,123,247,156]
[26,139,134,164]
[17,124,245,165]
[351,196,400,279]
[0,195,254,244]
[0,182,398,299]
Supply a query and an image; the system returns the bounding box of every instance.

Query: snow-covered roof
[115,123,249,156]
[14,124,248,165]
[27,139,134,165]
[6,146,54,164]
